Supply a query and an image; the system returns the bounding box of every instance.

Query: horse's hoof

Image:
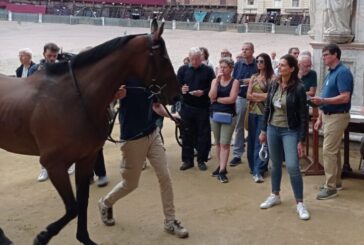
[33,237,42,245]
[77,234,98,245]
[80,238,98,245]
[81,238,98,245]
[33,230,51,245]
[0,228,14,245]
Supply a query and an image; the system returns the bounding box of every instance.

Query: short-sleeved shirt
[177,64,215,108]
[232,59,258,98]
[119,77,158,141]
[301,70,317,92]
[320,62,353,113]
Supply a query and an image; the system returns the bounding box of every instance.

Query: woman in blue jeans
[246,53,274,183]
[258,54,310,220]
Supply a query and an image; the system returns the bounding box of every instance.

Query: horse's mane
[46,34,142,75]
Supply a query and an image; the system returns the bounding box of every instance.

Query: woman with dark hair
[246,53,274,183]
[258,54,310,220]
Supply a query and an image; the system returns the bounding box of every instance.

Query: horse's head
[136,19,180,105]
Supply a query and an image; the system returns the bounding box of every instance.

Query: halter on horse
[0,19,179,245]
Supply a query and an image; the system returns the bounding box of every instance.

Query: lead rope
[105,84,181,145]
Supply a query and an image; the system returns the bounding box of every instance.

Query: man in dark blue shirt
[28,42,60,76]
[98,77,188,238]
[312,44,353,200]
[177,47,215,171]
[230,42,257,167]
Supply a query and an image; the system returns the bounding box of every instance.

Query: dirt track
[1,21,364,245]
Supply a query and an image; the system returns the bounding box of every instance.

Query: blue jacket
[15,62,36,78]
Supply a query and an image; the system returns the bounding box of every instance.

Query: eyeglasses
[257,60,265,64]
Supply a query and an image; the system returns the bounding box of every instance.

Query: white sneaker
[96,176,108,187]
[296,202,310,220]
[68,164,75,175]
[98,198,115,226]
[164,219,189,238]
[37,168,48,182]
[260,194,281,209]
[253,175,264,183]
[142,160,147,170]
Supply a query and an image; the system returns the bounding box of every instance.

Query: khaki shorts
[210,116,237,145]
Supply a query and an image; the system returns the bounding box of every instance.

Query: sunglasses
[257,60,265,64]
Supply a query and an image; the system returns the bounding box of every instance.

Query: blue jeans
[232,96,247,158]
[267,125,303,200]
[247,113,268,176]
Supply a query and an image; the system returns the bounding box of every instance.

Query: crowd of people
[13,39,353,237]
[174,42,353,221]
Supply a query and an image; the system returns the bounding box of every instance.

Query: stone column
[310,0,364,107]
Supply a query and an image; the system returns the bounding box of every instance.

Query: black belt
[323,111,349,115]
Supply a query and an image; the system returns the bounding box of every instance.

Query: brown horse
[0,20,179,245]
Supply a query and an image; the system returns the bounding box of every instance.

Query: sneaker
[296,202,310,220]
[37,168,48,182]
[211,166,220,177]
[142,160,147,170]
[253,175,264,183]
[316,188,337,200]
[229,157,242,167]
[198,162,207,171]
[96,176,109,187]
[260,194,281,209]
[68,164,75,175]
[218,172,229,183]
[98,198,115,226]
[180,162,194,171]
[319,184,343,191]
[164,220,189,238]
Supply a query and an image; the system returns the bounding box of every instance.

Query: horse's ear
[156,22,164,39]
[151,18,158,34]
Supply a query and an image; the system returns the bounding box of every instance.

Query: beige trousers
[322,113,350,189]
[104,129,175,221]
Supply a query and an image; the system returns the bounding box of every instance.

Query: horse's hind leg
[75,155,98,245]
[34,166,77,245]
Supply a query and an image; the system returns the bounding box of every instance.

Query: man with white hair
[16,48,35,78]
[298,53,317,97]
[177,47,215,171]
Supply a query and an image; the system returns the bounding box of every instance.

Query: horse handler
[98,77,188,238]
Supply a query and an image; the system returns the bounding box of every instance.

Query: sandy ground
[1,21,364,245]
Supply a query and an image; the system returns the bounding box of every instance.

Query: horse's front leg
[0,227,13,245]
[75,154,98,245]
[33,162,77,245]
